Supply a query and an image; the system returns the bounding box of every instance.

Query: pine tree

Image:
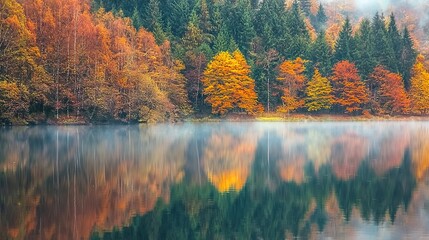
[131,6,142,29]
[198,0,212,34]
[298,0,312,16]
[213,25,236,54]
[308,31,333,77]
[400,27,417,90]
[284,0,310,59]
[409,55,429,114]
[314,3,328,32]
[305,69,333,112]
[166,0,191,37]
[354,19,376,78]
[387,13,402,72]
[334,17,355,63]
[147,0,166,44]
[226,0,256,55]
[371,13,396,71]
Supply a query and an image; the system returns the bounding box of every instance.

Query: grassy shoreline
[3,114,429,126]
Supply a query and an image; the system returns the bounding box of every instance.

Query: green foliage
[334,17,355,63]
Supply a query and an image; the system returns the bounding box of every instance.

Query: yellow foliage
[202,51,262,115]
[410,55,429,115]
[305,69,333,111]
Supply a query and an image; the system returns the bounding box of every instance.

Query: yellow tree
[202,50,261,115]
[305,69,333,112]
[277,57,307,113]
[410,55,429,115]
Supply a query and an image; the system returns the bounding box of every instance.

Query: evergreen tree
[226,0,256,55]
[213,25,236,54]
[400,27,417,90]
[308,31,333,77]
[131,6,142,29]
[314,4,328,32]
[371,13,395,71]
[354,19,376,78]
[298,0,312,16]
[254,0,288,52]
[387,13,402,72]
[284,0,310,59]
[198,0,212,34]
[334,17,355,63]
[147,0,166,43]
[166,0,192,37]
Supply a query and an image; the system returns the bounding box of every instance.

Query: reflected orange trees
[203,125,261,192]
[0,125,190,240]
[411,127,429,180]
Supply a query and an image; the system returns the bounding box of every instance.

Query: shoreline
[3,114,429,126]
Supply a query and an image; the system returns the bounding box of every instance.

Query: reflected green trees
[91,125,420,240]
[0,123,428,240]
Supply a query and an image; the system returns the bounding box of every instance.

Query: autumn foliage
[331,61,369,114]
[305,68,333,112]
[202,50,262,115]
[2,0,429,123]
[409,55,429,114]
[276,57,307,113]
[368,66,410,115]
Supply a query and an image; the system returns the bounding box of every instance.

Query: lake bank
[3,114,429,126]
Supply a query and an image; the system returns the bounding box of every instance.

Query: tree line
[1,0,428,124]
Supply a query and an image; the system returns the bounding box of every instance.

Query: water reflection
[0,122,429,239]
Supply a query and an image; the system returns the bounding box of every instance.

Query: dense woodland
[1,0,429,124]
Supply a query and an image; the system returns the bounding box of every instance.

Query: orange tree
[276,57,307,114]
[330,61,369,114]
[202,50,262,115]
[368,66,410,115]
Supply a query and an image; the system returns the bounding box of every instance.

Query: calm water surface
[1,122,429,240]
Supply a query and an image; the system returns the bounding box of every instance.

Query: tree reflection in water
[0,123,428,240]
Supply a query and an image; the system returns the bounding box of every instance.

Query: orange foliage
[202,51,262,115]
[368,66,410,115]
[203,130,258,192]
[331,133,369,180]
[277,57,307,113]
[411,129,429,180]
[331,61,369,114]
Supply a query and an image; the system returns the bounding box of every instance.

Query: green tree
[307,31,333,77]
[225,0,256,55]
[284,0,310,59]
[314,4,328,32]
[334,17,355,63]
[371,13,395,71]
[400,27,417,90]
[354,19,376,78]
[387,13,402,73]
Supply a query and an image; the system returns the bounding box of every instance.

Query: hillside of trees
[1,0,429,124]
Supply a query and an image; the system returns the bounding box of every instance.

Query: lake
[1,122,429,240]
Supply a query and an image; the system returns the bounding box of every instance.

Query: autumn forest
[1,0,429,124]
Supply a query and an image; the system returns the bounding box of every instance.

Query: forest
[1,0,429,124]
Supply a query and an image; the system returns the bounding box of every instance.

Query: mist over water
[1,122,429,239]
